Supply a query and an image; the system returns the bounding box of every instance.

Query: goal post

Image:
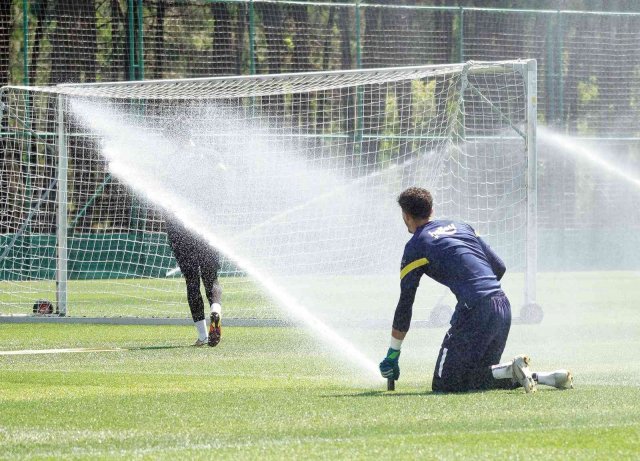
[56,93,69,316]
[525,59,538,314]
[0,60,538,325]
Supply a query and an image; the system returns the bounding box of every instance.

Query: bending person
[166,217,222,347]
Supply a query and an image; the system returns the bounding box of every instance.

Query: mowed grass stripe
[0,417,638,459]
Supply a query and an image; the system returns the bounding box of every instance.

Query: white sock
[195,319,208,341]
[533,371,554,386]
[211,303,222,316]
[491,362,512,380]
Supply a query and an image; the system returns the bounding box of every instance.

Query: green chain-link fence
[1,1,639,272]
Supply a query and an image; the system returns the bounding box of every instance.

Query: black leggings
[167,223,221,322]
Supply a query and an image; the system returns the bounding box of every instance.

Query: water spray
[70,99,384,381]
[539,126,640,190]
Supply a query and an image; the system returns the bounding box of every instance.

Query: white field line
[0,347,125,356]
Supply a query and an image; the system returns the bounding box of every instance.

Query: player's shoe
[512,354,537,393]
[547,370,574,390]
[192,338,208,347]
[208,312,221,347]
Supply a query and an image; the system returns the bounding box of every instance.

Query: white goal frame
[0,59,538,325]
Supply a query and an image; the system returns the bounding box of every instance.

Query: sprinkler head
[387,378,395,391]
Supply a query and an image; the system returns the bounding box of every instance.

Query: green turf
[1,317,639,460]
[0,276,275,318]
[1,271,639,458]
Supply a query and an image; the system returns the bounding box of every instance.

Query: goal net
[0,60,536,324]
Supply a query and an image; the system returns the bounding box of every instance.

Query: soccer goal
[0,60,538,325]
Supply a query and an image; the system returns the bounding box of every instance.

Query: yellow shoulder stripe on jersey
[400,257,429,280]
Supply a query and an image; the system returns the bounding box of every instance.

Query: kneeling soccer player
[379,187,573,393]
[165,217,222,347]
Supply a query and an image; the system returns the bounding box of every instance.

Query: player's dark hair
[397,187,433,219]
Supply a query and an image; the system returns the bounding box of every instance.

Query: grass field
[1,271,639,459]
[0,270,584,320]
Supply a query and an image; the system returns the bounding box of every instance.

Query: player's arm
[392,266,421,334]
[391,328,406,341]
[380,252,425,380]
[477,236,506,281]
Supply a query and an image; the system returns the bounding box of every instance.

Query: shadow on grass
[327,387,533,398]
[327,390,435,398]
[125,345,190,351]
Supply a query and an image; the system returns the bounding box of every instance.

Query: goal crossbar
[4,60,530,100]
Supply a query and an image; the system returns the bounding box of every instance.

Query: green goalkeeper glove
[379,348,401,380]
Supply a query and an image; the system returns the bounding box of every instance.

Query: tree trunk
[28,0,48,85]
[0,0,11,86]
[316,6,336,130]
[110,0,127,80]
[256,3,285,75]
[381,6,413,158]
[0,0,12,232]
[291,5,311,72]
[256,4,285,116]
[338,6,354,138]
[434,0,454,63]
[211,2,235,76]
[360,4,382,169]
[83,0,98,82]
[50,0,97,84]
[236,4,246,74]
[49,0,98,232]
[321,7,336,71]
[290,4,311,128]
[153,1,166,79]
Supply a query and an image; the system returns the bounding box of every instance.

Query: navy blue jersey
[392,220,506,332]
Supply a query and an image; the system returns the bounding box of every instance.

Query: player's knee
[432,368,470,393]
[432,378,465,393]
